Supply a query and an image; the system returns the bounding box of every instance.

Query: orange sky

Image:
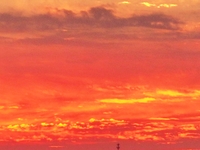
[0,0,200,150]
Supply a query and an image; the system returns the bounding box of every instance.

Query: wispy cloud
[99,97,156,104]
[118,1,131,5]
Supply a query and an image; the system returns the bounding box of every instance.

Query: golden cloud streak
[149,117,178,121]
[99,97,155,104]
[118,1,131,5]
[156,90,200,98]
[156,90,185,97]
[141,2,177,8]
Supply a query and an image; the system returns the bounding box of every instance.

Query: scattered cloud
[141,2,178,8]
[3,117,200,143]
[157,4,177,8]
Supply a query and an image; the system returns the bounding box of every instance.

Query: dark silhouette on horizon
[117,143,120,150]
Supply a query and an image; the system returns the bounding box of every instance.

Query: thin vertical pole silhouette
[117,143,120,150]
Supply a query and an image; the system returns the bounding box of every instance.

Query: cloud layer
[0,6,182,34]
[0,3,200,150]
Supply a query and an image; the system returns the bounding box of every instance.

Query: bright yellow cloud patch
[8,106,19,109]
[118,1,131,5]
[7,124,20,131]
[141,2,177,8]
[156,90,185,97]
[158,4,177,8]
[149,117,178,121]
[20,124,30,128]
[57,123,67,127]
[141,2,156,7]
[156,89,200,98]
[41,122,54,127]
[99,97,155,104]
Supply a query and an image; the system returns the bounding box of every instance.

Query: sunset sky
[0,0,200,150]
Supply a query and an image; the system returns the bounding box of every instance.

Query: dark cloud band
[0,6,182,33]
